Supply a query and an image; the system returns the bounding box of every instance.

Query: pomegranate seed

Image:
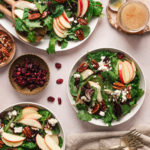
[56,79,63,84]
[55,63,61,69]
[12,23,15,27]
[58,97,62,105]
[47,96,55,102]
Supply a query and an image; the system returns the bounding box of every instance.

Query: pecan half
[91,103,100,114]
[91,59,99,69]
[126,93,131,99]
[113,82,125,90]
[28,13,41,20]
[75,29,84,40]
[78,18,88,25]
[77,62,89,72]
[100,101,107,112]
[23,126,32,138]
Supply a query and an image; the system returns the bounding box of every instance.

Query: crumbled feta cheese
[121,89,128,102]
[14,127,23,133]
[10,123,15,128]
[69,17,74,22]
[101,56,106,60]
[81,96,91,102]
[99,111,105,116]
[88,108,92,114]
[114,90,121,97]
[98,59,112,72]
[48,118,58,127]
[74,73,80,78]
[74,20,78,23]
[8,110,17,119]
[12,110,17,116]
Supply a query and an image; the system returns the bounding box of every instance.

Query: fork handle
[3,0,16,7]
[140,134,150,146]
[0,4,13,20]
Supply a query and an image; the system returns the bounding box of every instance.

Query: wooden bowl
[0,29,16,68]
[9,54,50,95]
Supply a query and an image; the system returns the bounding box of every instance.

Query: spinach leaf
[0,12,3,18]
[22,142,36,149]
[76,103,88,111]
[61,40,68,49]
[35,3,47,14]
[23,8,29,20]
[24,19,42,28]
[15,18,28,32]
[52,124,60,135]
[77,110,92,121]
[51,5,64,18]
[47,37,57,54]
[27,31,36,43]
[92,1,103,17]
[69,76,78,97]
[58,136,63,148]
[43,16,53,31]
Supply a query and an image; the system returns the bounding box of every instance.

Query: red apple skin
[53,19,66,34]
[80,0,89,17]
[77,0,83,17]
[56,18,65,30]
[118,61,125,84]
[62,11,70,23]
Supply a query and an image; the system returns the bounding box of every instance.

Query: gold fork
[110,129,143,150]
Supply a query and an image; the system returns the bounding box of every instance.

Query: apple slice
[58,15,71,29]
[2,132,25,143]
[80,0,89,17]
[118,61,125,84]
[131,61,136,79]
[124,61,134,82]
[56,18,66,30]
[36,134,50,150]
[77,0,83,17]
[53,23,67,38]
[2,137,23,147]
[22,107,38,115]
[19,118,42,129]
[62,11,70,23]
[51,135,59,145]
[45,134,61,150]
[23,113,42,120]
[122,62,131,84]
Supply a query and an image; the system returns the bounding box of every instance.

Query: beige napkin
[66,124,150,150]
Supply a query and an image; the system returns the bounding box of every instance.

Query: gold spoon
[0,0,47,43]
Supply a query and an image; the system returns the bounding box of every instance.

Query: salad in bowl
[10,0,103,53]
[68,48,145,126]
[0,103,64,150]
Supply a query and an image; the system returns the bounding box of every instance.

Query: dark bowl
[9,54,50,95]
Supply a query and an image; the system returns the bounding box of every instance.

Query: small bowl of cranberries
[9,54,50,95]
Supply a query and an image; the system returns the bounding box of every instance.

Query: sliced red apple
[45,134,61,150]
[122,62,131,84]
[23,113,42,120]
[51,135,59,145]
[19,118,42,129]
[131,61,136,79]
[22,107,38,115]
[2,137,23,147]
[118,61,125,84]
[58,15,71,29]
[53,23,67,38]
[53,18,66,34]
[80,0,89,17]
[77,0,83,17]
[124,61,134,82]
[36,134,50,150]
[56,18,66,30]
[2,132,25,143]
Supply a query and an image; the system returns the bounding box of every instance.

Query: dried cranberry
[104,57,110,63]
[29,10,33,14]
[47,96,55,102]
[47,1,52,7]
[58,97,62,105]
[55,63,61,69]
[113,102,122,118]
[117,52,125,59]
[56,79,63,84]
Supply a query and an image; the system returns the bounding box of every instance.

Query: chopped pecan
[78,18,88,25]
[91,103,100,114]
[23,126,32,138]
[100,101,107,112]
[127,93,131,99]
[75,29,84,40]
[1,47,10,57]
[91,59,99,69]
[28,13,41,20]
[41,11,48,19]
[113,82,125,90]
[77,62,89,72]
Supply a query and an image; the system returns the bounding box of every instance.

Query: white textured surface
[0,0,150,137]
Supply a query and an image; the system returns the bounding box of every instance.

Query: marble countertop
[0,0,150,137]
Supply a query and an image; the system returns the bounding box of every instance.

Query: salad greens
[69,50,144,126]
[0,105,63,149]
[11,0,103,53]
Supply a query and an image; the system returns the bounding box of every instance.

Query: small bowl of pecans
[9,54,50,95]
[0,29,16,68]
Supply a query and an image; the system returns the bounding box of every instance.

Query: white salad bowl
[0,102,65,149]
[67,48,146,127]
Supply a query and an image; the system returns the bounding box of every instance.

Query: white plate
[0,16,98,52]
[0,102,65,149]
[67,48,146,127]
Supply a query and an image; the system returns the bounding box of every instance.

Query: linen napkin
[66,124,150,150]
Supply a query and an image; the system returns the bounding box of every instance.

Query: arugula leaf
[69,76,78,97]
[35,2,47,14]
[27,31,36,43]
[76,104,88,111]
[47,37,57,54]
[61,40,68,49]
[43,16,53,31]
[23,8,29,20]
[51,5,64,18]
[92,1,103,17]
[24,19,42,28]
[77,110,92,121]
[58,136,63,148]
[22,142,37,149]
[15,18,28,32]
